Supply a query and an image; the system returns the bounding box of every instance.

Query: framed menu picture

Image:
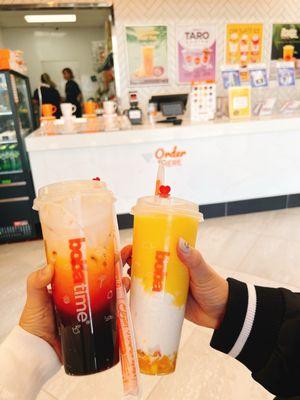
[125,25,169,86]
[248,63,268,88]
[270,24,300,79]
[177,25,216,84]
[276,61,296,86]
[226,23,263,81]
[221,64,241,89]
[228,86,251,119]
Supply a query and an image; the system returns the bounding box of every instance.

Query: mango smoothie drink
[130,189,202,375]
[33,180,119,375]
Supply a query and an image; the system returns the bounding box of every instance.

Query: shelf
[0,181,26,188]
[0,112,12,116]
[0,140,17,145]
[0,196,29,203]
[0,170,23,175]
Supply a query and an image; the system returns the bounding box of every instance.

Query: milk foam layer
[130,278,185,357]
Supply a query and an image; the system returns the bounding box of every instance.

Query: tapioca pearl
[63,295,70,304]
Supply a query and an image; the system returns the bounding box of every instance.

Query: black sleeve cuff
[210,278,248,354]
[210,278,285,375]
[236,285,284,372]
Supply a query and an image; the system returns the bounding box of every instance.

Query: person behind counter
[98,52,116,101]
[33,73,62,119]
[62,67,82,118]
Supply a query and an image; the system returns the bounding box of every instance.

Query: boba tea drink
[130,186,202,375]
[33,180,119,375]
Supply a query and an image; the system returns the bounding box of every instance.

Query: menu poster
[248,63,269,88]
[177,25,216,83]
[221,64,241,89]
[226,23,263,75]
[276,61,296,86]
[126,26,168,86]
[271,24,300,78]
[228,86,251,119]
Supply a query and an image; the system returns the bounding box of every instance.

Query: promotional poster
[271,23,300,78]
[177,25,216,83]
[126,26,169,86]
[226,23,263,66]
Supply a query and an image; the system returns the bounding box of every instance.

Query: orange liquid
[142,46,154,77]
[46,239,115,316]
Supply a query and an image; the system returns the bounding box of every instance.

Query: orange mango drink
[130,190,202,375]
[33,180,119,376]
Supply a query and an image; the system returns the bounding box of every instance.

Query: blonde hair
[41,73,56,89]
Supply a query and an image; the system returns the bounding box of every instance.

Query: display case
[0,70,37,243]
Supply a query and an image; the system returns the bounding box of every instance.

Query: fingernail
[179,238,190,254]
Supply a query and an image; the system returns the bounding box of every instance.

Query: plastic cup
[61,103,77,119]
[33,180,119,375]
[42,103,57,117]
[130,193,202,375]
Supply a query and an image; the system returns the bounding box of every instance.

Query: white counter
[25,116,300,214]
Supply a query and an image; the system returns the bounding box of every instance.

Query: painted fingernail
[179,238,190,254]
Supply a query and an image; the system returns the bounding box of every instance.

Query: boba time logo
[152,251,170,292]
[69,238,91,325]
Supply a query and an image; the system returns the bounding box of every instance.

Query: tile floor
[1,208,300,399]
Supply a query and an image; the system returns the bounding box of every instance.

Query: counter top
[26,115,300,152]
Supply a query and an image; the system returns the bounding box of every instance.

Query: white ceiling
[0,9,111,29]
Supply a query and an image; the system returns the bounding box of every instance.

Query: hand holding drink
[130,185,202,375]
[33,180,119,375]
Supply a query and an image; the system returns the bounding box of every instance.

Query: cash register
[149,93,188,125]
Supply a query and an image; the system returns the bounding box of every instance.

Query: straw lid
[33,179,114,211]
[131,194,203,220]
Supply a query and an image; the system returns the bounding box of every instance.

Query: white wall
[2,26,104,99]
[113,0,300,111]
[0,28,4,47]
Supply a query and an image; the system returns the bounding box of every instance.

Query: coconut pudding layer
[130,278,185,375]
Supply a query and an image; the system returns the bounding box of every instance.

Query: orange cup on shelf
[42,103,57,117]
[84,101,97,115]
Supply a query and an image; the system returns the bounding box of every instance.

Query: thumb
[27,264,54,299]
[177,238,215,283]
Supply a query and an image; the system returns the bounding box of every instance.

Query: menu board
[177,25,216,83]
[248,63,268,88]
[190,82,216,121]
[226,23,263,77]
[276,61,296,86]
[126,26,168,86]
[228,86,251,119]
[271,23,300,78]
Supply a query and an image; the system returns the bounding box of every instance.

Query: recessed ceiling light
[24,14,77,23]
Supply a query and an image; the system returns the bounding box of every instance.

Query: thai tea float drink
[130,186,202,375]
[33,180,119,375]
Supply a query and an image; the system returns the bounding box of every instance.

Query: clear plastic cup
[130,194,202,375]
[33,180,119,375]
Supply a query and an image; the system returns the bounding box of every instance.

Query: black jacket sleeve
[210,278,300,398]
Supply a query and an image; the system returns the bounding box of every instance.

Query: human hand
[177,238,229,329]
[121,243,228,329]
[19,264,62,360]
[19,250,132,361]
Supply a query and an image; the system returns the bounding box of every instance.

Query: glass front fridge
[0,70,37,243]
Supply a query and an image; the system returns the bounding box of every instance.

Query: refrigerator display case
[0,70,37,243]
